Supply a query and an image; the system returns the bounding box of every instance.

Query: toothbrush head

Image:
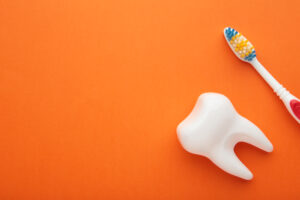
[224,27,256,62]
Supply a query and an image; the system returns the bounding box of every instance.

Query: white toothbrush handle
[250,57,300,124]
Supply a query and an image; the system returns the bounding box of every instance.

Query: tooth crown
[224,27,256,62]
[177,94,236,155]
[177,93,273,180]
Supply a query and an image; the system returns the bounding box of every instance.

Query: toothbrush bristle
[224,27,256,62]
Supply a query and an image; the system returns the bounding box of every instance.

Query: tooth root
[211,148,253,180]
[232,116,273,153]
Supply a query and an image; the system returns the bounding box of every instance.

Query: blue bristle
[244,51,256,61]
[225,28,238,41]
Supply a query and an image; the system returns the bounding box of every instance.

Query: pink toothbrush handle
[276,93,300,124]
[290,99,300,121]
[282,95,300,124]
[251,58,300,124]
[279,91,300,123]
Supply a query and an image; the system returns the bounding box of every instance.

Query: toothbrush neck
[250,57,290,101]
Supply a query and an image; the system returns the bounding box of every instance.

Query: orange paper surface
[1,0,300,199]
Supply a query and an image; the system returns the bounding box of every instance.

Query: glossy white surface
[177,93,273,180]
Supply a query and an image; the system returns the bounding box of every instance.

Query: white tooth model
[177,93,273,180]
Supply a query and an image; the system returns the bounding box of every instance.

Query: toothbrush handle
[250,58,300,123]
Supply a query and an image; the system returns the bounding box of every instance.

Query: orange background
[1,0,300,199]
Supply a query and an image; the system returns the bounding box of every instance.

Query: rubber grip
[290,99,300,120]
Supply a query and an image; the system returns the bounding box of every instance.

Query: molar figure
[177,93,273,180]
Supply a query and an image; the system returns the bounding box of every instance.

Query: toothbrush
[224,27,300,124]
